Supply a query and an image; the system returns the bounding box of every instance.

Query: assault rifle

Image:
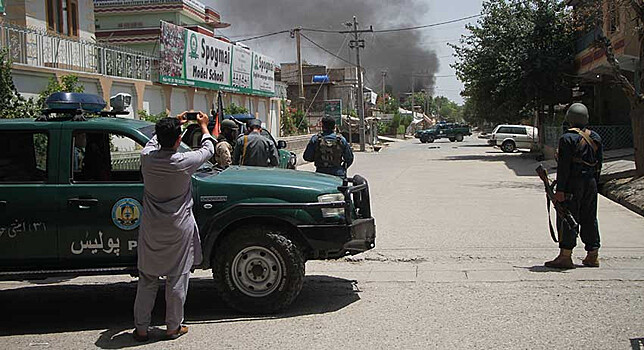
[535,164,579,243]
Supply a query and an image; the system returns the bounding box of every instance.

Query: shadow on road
[439,151,539,177]
[0,275,360,348]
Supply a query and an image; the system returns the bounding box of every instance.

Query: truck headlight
[318,193,345,218]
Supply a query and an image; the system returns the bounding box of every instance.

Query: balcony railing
[1,21,158,81]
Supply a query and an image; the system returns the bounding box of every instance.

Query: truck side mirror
[277,140,287,149]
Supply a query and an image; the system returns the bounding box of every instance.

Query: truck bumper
[297,217,376,259]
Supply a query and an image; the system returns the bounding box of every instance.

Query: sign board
[324,99,342,126]
[159,21,275,97]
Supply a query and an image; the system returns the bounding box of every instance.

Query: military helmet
[247,118,262,129]
[565,103,589,128]
[221,119,238,130]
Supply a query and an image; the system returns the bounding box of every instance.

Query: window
[511,127,527,135]
[497,127,512,134]
[46,0,79,36]
[72,132,143,183]
[0,132,48,183]
[67,0,79,37]
[46,0,63,33]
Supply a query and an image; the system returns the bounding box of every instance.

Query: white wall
[12,73,49,99]
[80,80,99,96]
[143,86,164,115]
[171,89,188,116]
[194,92,209,115]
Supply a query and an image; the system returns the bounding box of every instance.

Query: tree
[224,102,248,115]
[0,48,37,119]
[37,75,84,109]
[451,0,575,125]
[573,0,644,176]
[138,110,168,123]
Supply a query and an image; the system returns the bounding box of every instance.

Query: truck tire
[455,134,464,142]
[212,227,305,314]
[449,137,456,142]
[420,136,427,143]
[427,135,435,143]
[501,140,516,153]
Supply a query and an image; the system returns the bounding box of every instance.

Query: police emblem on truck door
[111,198,142,230]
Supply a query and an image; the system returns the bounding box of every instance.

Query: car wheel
[455,134,464,142]
[212,227,305,314]
[427,135,435,143]
[420,136,427,143]
[449,137,456,142]
[501,140,516,153]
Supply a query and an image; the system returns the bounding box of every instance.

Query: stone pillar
[133,82,147,119]
[206,91,215,113]
[98,77,113,109]
[162,85,173,116]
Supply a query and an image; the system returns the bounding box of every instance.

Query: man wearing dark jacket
[545,103,603,269]
[232,119,278,167]
[303,116,354,177]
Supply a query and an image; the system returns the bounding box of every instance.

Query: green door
[57,128,144,269]
[0,128,59,270]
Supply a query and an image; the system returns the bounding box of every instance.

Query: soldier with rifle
[544,103,603,269]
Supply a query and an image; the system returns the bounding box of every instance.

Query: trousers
[133,271,190,332]
[558,176,601,251]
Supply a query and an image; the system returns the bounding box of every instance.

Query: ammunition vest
[314,133,344,168]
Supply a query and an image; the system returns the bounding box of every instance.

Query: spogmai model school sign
[159,21,275,97]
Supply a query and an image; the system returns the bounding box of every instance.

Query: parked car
[0,93,375,314]
[418,123,472,143]
[488,124,539,152]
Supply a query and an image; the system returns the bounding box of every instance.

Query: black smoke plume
[213,0,439,94]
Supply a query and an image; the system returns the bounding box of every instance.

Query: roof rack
[36,92,129,121]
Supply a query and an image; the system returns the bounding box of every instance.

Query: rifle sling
[241,135,248,165]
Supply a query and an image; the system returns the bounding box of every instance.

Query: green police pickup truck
[417,123,472,143]
[0,93,375,313]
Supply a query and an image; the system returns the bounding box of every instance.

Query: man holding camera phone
[133,111,215,342]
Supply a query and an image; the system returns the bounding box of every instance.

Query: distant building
[280,63,360,131]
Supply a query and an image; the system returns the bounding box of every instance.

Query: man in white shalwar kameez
[133,112,215,341]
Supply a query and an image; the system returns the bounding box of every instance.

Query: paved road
[2,136,643,349]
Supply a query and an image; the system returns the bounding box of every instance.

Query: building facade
[567,0,640,125]
[2,0,282,136]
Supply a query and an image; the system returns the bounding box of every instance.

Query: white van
[488,125,539,152]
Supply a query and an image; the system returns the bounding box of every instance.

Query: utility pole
[381,71,387,110]
[341,17,372,152]
[291,27,305,111]
[410,74,414,121]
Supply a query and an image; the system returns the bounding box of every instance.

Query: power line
[372,14,481,33]
[299,33,357,68]
[231,13,481,41]
[234,29,291,43]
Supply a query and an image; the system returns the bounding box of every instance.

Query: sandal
[165,325,188,340]
[132,330,149,342]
